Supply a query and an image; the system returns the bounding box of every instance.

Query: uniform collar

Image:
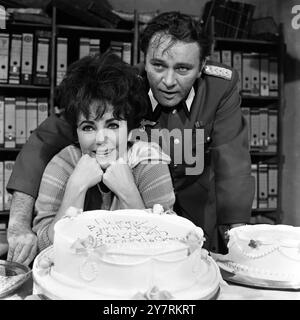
[148,86,195,112]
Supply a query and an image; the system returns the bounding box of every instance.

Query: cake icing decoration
[64,206,83,219]
[222,260,298,280]
[181,230,205,255]
[201,248,210,262]
[132,286,173,300]
[164,209,177,215]
[248,239,262,249]
[71,235,107,257]
[152,204,164,215]
[150,204,176,215]
[230,230,280,258]
[37,256,54,276]
[70,236,109,282]
[79,260,99,282]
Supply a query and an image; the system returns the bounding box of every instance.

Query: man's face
[145,33,202,108]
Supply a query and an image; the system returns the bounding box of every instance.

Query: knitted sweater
[32,141,175,251]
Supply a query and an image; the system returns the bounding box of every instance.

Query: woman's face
[77,101,129,170]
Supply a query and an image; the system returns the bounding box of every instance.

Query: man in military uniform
[6,12,254,265]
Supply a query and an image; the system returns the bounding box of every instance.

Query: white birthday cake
[32,206,220,300]
[216,224,300,284]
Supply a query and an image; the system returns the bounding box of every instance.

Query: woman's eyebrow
[77,120,94,126]
[77,117,118,126]
[105,117,118,123]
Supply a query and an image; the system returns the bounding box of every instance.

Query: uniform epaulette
[203,64,232,80]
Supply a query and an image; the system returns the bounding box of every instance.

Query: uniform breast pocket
[186,122,213,175]
[192,121,213,153]
[203,122,213,146]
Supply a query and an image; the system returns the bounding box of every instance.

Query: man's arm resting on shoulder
[7,191,37,266]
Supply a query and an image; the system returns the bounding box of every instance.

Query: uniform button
[174,138,180,144]
[206,136,211,142]
[172,109,177,114]
[174,164,178,167]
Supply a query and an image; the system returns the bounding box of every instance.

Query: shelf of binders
[215,36,280,45]
[252,208,278,213]
[0,18,53,157]
[0,83,50,90]
[250,208,281,226]
[0,147,21,152]
[212,30,285,225]
[241,96,279,102]
[53,24,136,78]
[250,152,278,157]
[6,21,52,29]
[0,159,14,214]
[0,28,53,87]
[52,6,139,75]
[56,24,134,34]
[214,37,280,53]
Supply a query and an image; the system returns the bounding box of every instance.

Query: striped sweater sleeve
[32,145,80,251]
[132,162,175,211]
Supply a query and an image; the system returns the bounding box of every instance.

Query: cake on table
[213,224,300,288]
[32,205,221,300]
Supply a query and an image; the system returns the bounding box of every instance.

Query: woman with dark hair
[32,53,175,251]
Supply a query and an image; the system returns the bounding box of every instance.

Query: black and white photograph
[0,0,300,309]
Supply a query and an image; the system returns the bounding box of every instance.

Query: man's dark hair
[56,52,148,134]
[140,11,212,61]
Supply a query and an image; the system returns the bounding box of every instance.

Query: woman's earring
[127,130,133,142]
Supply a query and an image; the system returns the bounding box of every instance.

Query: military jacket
[136,62,254,231]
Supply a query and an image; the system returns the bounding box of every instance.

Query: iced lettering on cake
[85,218,185,246]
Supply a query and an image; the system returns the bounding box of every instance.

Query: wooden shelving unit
[214,30,285,224]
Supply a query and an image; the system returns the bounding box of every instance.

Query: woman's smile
[95,148,114,156]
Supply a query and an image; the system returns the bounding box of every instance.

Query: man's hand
[7,228,37,266]
[218,223,246,253]
[221,223,246,241]
[7,191,36,266]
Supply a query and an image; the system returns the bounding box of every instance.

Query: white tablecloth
[3,271,300,300]
[218,278,300,300]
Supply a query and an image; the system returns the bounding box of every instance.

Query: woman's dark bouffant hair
[56,52,148,134]
[140,11,212,62]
